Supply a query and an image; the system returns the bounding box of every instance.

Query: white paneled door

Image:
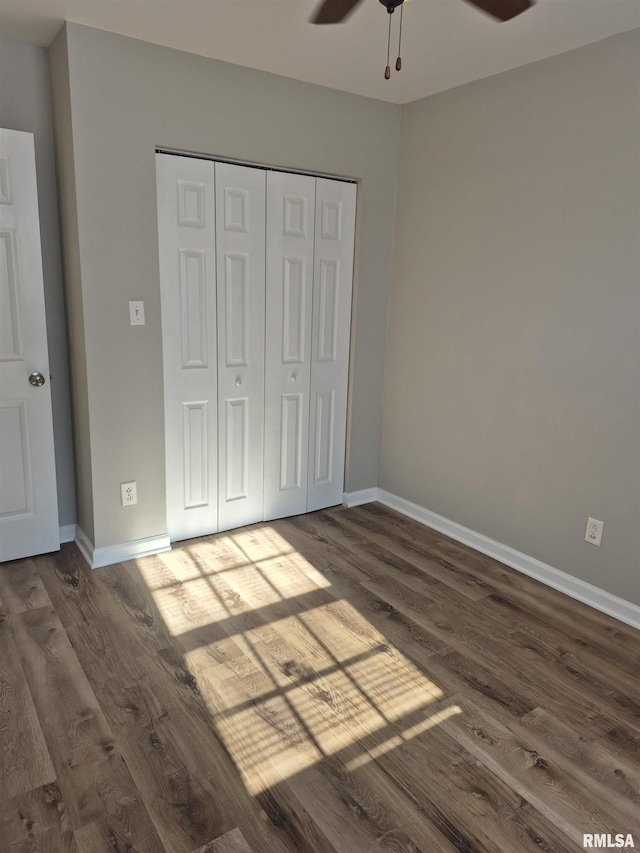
[156,154,218,541]
[215,163,266,532]
[0,128,59,561]
[263,170,316,521]
[308,178,357,512]
[157,153,356,541]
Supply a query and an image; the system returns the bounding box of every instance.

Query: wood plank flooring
[1,503,639,852]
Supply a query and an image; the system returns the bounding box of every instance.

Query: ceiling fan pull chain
[396,3,403,71]
[385,12,392,79]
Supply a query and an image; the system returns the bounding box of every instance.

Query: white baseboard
[376,489,640,631]
[343,488,379,508]
[75,526,171,569]
[59,524,76,544]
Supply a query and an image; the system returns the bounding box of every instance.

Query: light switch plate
[129,300,145,325]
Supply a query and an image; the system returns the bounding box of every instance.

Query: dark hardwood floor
[1,503,639,852]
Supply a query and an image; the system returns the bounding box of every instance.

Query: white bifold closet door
[156,155,217,542]
[308,178,356,512]
[157,153,355,541]
[215,163,266,532]
[263,173,356,518]
[263,171,316,521]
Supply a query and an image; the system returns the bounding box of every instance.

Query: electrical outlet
[120,481,137,506]
[584,517,604,547]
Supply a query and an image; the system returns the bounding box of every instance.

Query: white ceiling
[1,0,638,103]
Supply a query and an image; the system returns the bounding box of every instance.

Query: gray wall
[49,23,400,550]
[0,38,76,528]
[381,30,640,604]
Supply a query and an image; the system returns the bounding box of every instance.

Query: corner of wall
[49,24,95,544]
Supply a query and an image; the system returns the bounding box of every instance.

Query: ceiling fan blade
[463,0,534,21]
[312,0,364,24]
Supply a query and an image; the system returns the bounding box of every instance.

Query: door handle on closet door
[290,374,297,383]
[235,377,242,387]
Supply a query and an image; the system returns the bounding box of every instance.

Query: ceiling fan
[312,0,534,25]
[312,0,534,79]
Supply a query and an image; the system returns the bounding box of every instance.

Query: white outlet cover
[584,516,604,547]
[120,480,138,506]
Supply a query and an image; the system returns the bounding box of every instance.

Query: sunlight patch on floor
[186,640,449,794]
[133,530,330,636]
[344,705,462,771]
[141,524,452,795]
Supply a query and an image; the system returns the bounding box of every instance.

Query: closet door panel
[264,171,315,521]
[308,178,356,511]
[216,162,266,531]
[156,153,218,541]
